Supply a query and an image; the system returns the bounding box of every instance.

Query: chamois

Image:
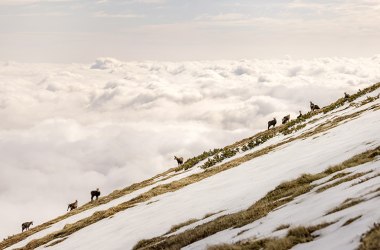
[91,188,101,201]
[267,118,277,130]
[282,115,290,124]
[67,200,78,211]
[344,92,350,99]
[21,221,33,232]
[310,101,320,111]
[297,111,302,119]
[174,156,184,166]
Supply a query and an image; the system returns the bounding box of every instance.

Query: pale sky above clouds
[0,0,379,62]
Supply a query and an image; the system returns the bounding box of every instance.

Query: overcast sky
[0,0,379,62]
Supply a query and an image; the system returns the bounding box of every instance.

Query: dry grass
[146,200,159,205]
[359,223,380,250]
[44,237,67,248]
[326,198,365,215]
[208,222,333,250]
[342,215,362,227]
[323,172,351,184]
[274,224,290,232]
[316,171,372,193]
[204,211,225,219]
[236,229,250,237]
[351,172,380,186]
[132,147,379,250]
[166,219,199,234]
[367,187,380,196]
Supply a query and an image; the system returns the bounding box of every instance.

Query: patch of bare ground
[165,219,199,235]
[359,223,380,250]
[132,147,379,250]
[326,198,365,215]
[44,237,67,248]
[208,222,334,250]
[367,187,380,195]
[351,172,380,187]
[146,200,159,205]
[273,224,291,232]
[329,186,380,217]
[342,215,362,227]
[166,210,225,235]
[320,172,351,185]
[316,171,373,193]
[236,229,250,237]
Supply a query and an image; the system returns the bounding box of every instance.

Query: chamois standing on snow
[310,101,320,111]
[297,111,302,119]
[282,115,290,124]
[174,156,184,166]
[21,221,33,232]
[91,188,101,201]
[267,118,277,130]
[67,200,78,211]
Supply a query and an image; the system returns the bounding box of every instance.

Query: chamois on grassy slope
[310,101,320,111]
[174,156,184,166]
[21,221,33,232]
[91,188,101,201]
[282,115,290,124]
[67,200,78,211]
[267,118,277,130]
[297,111,302,119]
[344,92,350,99]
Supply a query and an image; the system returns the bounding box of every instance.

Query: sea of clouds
[1,56,380,238]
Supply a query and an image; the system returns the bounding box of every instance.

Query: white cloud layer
[1,56,380,238]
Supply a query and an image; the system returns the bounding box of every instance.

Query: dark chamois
[310,101,320,111]
[174,156,184,166]
[297,111,302,119]
[344,92,350,99]
[67,200,78,211]
[21,221,33,232]
[91,188,101,201]
[282,115,290,124]
[267,118,277,130]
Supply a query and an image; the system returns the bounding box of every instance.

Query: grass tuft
[208,222,333,250]
[359,223,380,250]
[326,198,365,215]
[342,215,362,227]
[316,171,372,193]
[166,219,199,234]
[274,224,290,232]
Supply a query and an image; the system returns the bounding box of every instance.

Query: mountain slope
[1,83,380,250]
